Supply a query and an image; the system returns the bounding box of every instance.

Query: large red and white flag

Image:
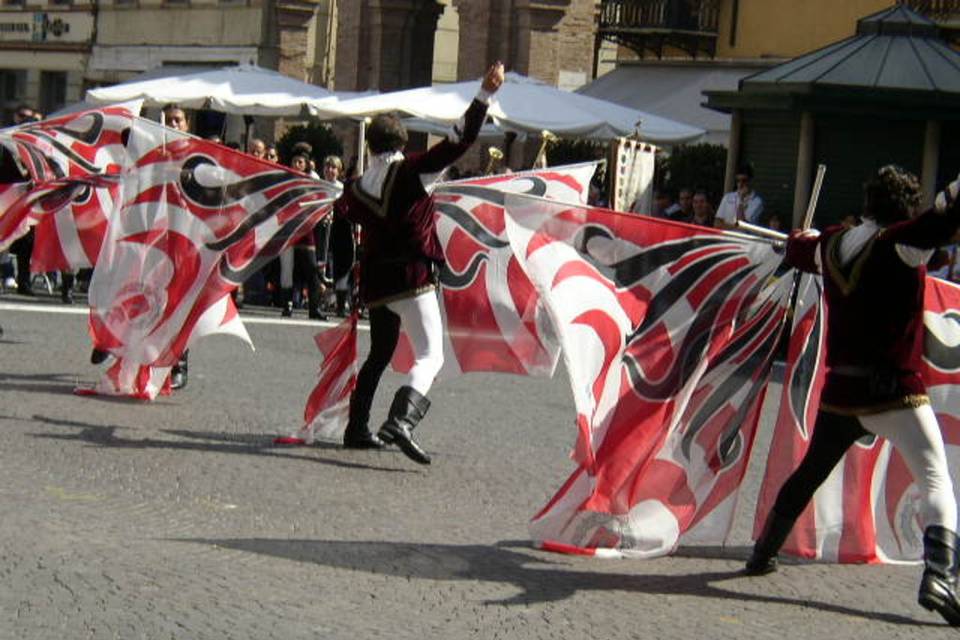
[503,193,791,557]
[282,313,360,445]
[289,164,598,444]
[0,103,138,254]
[755,276,960,563]
[84,118,339,399]
[391,163,598,378]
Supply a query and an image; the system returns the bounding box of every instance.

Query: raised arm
[405,62,505,176]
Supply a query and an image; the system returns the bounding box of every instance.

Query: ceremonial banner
[392,162,598,378]
[504,194,791,557]
[280,313,360,445]
[756,277,960,563]
[288,163,598,444]
[0,103,138,253]
[85,118,339,398]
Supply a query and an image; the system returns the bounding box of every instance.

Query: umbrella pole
[356,118,368,176]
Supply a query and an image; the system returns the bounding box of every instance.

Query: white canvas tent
[86,64,367,116]
[578,63,760,146]
[313,72,704,144]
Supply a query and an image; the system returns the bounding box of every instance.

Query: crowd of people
[635,162,784,233]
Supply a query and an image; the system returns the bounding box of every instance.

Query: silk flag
[503,193,791,557]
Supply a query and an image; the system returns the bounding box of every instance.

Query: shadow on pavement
[176,537,941,627]
[27,414,417,474]
[0,372,82,396]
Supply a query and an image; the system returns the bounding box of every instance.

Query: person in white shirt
[715,163,764,228]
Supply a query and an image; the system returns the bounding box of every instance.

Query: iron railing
[598,0,720,35]
[905,0,960,22]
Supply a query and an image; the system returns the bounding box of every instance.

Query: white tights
[386,290,444,395]
[861,405,958,531]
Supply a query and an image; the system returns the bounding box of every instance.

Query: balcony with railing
[906,0,960,42]
[906,0,960,22]
[597,0,721,59]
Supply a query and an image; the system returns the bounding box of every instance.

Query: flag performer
[331,61,504,462]
[746,166,960,626]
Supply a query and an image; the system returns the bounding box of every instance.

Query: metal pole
[801,164,826,230]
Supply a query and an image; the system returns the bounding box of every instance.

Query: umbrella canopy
[313,72,704,143]
[86,64,368,116]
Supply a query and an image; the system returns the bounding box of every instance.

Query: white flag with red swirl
[0,103,138,256]
[503,193,791,557]
[391,163,598,377]
[290,164,598,444]
[755,276,960,563]
[83,118,339,399]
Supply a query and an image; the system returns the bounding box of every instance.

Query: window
[39,70,67,116]
[0,69,26,103]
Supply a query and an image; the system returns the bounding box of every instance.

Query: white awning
[577,63,764,146]
[313,72,704,144]
[86,64,370,117]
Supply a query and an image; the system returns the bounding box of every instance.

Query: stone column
[921,119,941,209]
[274,0,321,81]
[792,110,815,227]
[723,109,741,193]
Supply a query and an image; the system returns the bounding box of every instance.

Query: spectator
[763,210,784,232]
[278,154,326,320]
[289,153,310,175]
[841,213,862,229]
[159,103,190,389]
[247,138,266,159]
[319,155,349,315]
[11,104,34,126]
[161,104,189,134]
[715,162,764,228]
[265,145,279,163]
[690,189,715,227]
[649,189,680,218]
[291,141,321,179]
[675,187,694,220]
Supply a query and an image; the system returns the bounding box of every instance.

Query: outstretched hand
[482,62,505,94]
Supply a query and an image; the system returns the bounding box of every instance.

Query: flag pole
[735,220,787,241]
[802,164,827,231]
[159,110,167,155]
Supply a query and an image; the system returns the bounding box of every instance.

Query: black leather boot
[335,291,347,317]
[378,386,431,465]
[170,351,189,390]
[280,288,293,317]
[343,388,384,449]
[744,509,796,576]
[919,525,960,625]
[61,272,75,304]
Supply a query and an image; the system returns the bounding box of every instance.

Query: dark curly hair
[366,113,408,154]
[863,164,921,225]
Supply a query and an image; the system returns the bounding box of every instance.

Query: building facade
[586,0,960,150]
[0,4,96,122]
[0,1,338,123]
[333,0,599,91]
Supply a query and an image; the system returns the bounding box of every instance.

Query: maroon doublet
[786,207,960,414]
[333,99,489,307]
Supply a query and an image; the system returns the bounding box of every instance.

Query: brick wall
[453,0,596,87]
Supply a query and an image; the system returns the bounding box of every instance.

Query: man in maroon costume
[746,166,960,626]
[333,62,505,464]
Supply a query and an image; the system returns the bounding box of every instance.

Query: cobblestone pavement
[0,297,956,639]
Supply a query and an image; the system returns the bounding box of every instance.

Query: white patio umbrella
[86,64,368,116]
[312,72,704,144]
